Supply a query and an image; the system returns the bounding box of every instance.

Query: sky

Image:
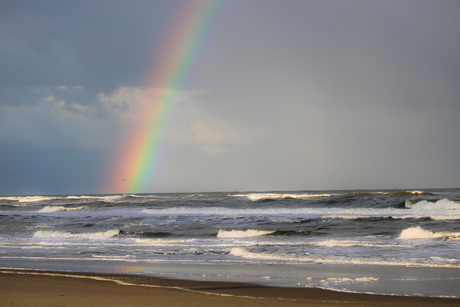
[1,0,459,195]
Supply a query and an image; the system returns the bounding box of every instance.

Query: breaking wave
[38,206,86,213]
[0,196,57,203]
[64,195,126,203]
[350,190,429,197]
[33,230,120,239]
[232,193,332,201]
[398,226,460,240]
[406,198,460,209]
[143,201,460,220]
[217,229,276,238]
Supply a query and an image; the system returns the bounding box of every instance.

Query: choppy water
[1,189,460,297]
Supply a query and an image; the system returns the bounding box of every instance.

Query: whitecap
[397,226,460,240]
[411,198,460,211]
[217,229,275,238]
[38,206,86,213]
[33,230,119,239]
[0,196,57,203]
[233,193,331,201]
[66,195,124,202]
[142,204,460,220]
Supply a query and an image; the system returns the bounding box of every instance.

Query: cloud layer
[1,1,459,194]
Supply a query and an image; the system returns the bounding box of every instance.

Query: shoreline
[1,269,459,306]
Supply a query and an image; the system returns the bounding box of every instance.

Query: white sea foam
[403,198,460,219]
[230,247,285,260]
[398,226,460,240]
[0,194,126,204]
[38,206,86,213]
[229,246,460,267]
[0,196,57,203]
[143,204,460,220]
[143,207,384,216]
[217,229,275,238]
[233,193,332,201]
[408,190,425,195]
[132,238,198,246]
[354,277,380,282]
[411,198,460,210]
[33,230,119,239]
[378,190,425,195]
[320,277,379,285]
[65,195,124,202]
[310,239,394,248]
[92,254,134,260]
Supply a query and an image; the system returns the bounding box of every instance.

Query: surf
[217,229,275,238]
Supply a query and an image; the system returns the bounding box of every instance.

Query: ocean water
[1,189,459,297]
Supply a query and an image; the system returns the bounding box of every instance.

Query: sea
[1,188,459,298]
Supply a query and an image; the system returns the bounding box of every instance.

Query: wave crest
[398,226,460,240]
[38,206,86,213]
[33,230,119,239]
[409,198,460,210]
[217,229,275,238]
[0,196,57,203]
[233,193,331,201]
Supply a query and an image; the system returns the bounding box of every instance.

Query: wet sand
[1,270,459,306]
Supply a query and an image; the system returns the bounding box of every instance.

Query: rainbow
[104,0,219,194]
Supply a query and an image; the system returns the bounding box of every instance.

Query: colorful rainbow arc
[105,0,219,194]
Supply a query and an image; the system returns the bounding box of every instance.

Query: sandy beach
[1,270,459,307]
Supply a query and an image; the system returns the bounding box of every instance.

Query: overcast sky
[1,0,459,195]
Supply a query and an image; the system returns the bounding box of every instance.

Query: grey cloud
[0,1,186,91]
[1,0,459,194]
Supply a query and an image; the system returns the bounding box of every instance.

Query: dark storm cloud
[0,1,187,91]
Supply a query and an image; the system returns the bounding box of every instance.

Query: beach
[1,270,459,307]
